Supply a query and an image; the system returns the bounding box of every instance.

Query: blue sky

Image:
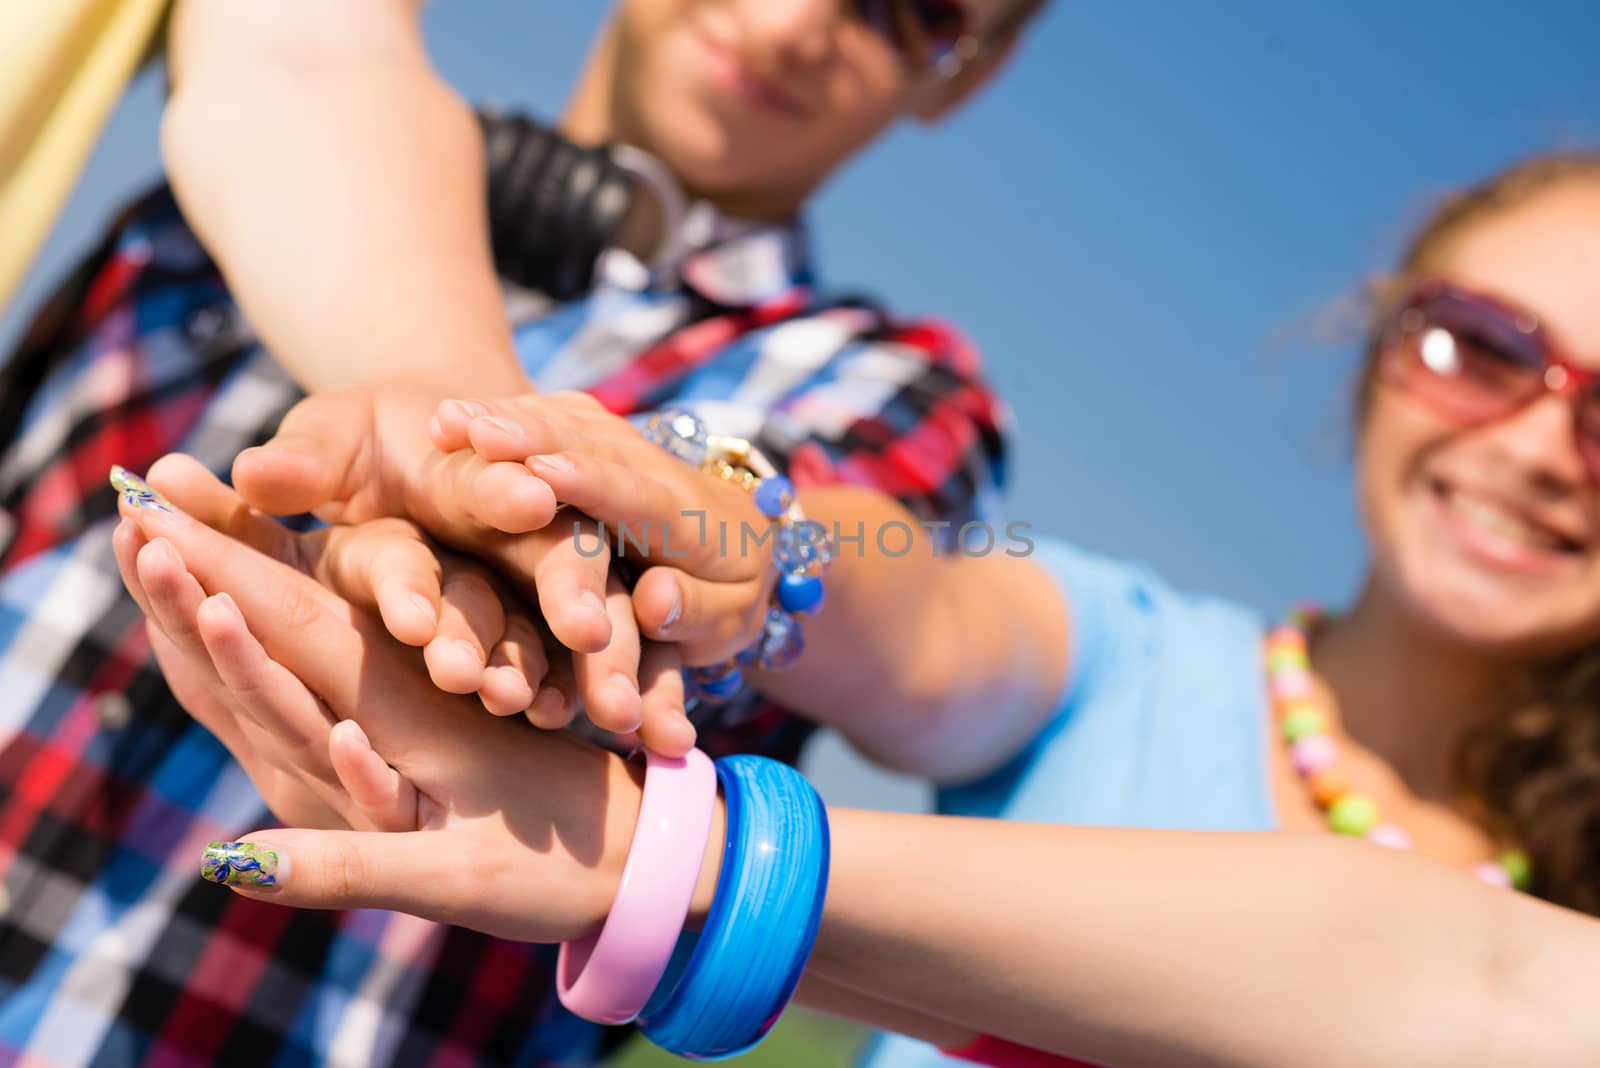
[8,1,1599,621]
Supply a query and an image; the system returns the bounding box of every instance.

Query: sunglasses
[1380,279,1600,480]
[849,0,978,74]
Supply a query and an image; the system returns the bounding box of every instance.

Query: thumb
[199,830,470,921]
[232,394,371,519]
[633,565,766,664]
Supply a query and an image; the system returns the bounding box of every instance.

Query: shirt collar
[678,202,813,307]
[595,180,813,307]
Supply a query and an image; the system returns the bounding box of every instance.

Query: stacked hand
[226,384,760,756]
[113,461,737,940]
[223,386,784,732]
[423,390,777,666]
[110,378,786,879]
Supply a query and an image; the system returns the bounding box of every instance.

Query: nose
[1482,393,1590,494]
[738,0,839,68]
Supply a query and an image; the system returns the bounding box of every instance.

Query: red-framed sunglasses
[1380,279,1600,479]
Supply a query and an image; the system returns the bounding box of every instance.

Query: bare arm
[755,485,1071,783]
[119,484,1600,1068]
[162,0,528,396]
[800,812,1600,1068]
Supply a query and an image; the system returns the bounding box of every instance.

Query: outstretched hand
[226,385,699,752]
[429,392,779,667]
[112,461,724,941]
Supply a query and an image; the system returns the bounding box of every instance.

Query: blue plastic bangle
[637,755,831,1060]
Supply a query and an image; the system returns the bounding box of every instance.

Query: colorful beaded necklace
[1265,606,1532,892]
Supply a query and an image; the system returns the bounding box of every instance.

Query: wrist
[375,355,532,401]
[593,753,726,932]
[559,748,722,1024]
[590,753,650,934]
[688,790,728,928]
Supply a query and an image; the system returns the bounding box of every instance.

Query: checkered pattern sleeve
[753,313,1010,537]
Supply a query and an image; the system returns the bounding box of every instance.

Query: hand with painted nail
[114,458,553,722]
[113,471,421,834]
[228,386,697,755]
[428,392,777,668]
[110,459,696,941]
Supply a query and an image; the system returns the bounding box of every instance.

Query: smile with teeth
[1439,486,1578,554]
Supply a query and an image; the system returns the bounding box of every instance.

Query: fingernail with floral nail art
[201,841,284,888]
[110,465,174,513]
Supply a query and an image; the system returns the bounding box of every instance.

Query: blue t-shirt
[861,537,1276,1068]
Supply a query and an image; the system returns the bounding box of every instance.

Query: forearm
[802,811,1600,1068]
[162,0,527,397]
[795,974,979,1051]
[753,486,1069,781]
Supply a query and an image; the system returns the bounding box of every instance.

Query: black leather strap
[479,109,640,300]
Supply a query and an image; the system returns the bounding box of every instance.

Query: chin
[1366,477,1600,657]
[1390,556,1600,660]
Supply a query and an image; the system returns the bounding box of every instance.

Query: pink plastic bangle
[557,747,717,1024]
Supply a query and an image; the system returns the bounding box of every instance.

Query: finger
[572,573,642,735]
[230,394,374,517]
[144,453,308,565]
[199,831,473,925]
[398,446,560,545]
[466,413,562,463]
[137,536,213,654]
[413,519,616,656]
[635,642,695,758]
[372,553,442,650]
[112,518,154,618]
[237,386,562,535]
[522,452,709,564]
[632,565,768,664]
[239,765,349,832]
[529,520,613,653]
[327,719,419,832]
[195,592,340,788]
[161,656,344,832]
[428,397,489,453]
[199,824,593,943]
[458,396,592,463]
[197,590,418,833]
[317,520,443,648]
[114,464,376,714]
[526,642,577,731]
[457,399,766,582]
[115,465,505,783]
[479,613,546,717]
[468,460,561,534]
[139,568,341,829]
[423,560,504,694]
[116,520,249,754]
[145,614,255,763]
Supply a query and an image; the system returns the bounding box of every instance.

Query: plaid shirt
[0,186,1008,1067]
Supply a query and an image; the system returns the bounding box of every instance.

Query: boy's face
[608,0,1027,216]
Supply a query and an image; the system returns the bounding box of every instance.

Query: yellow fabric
[0,0,169,317]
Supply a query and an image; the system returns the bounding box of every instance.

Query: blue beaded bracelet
[637,755,831,1060]
[642,407,834,709]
